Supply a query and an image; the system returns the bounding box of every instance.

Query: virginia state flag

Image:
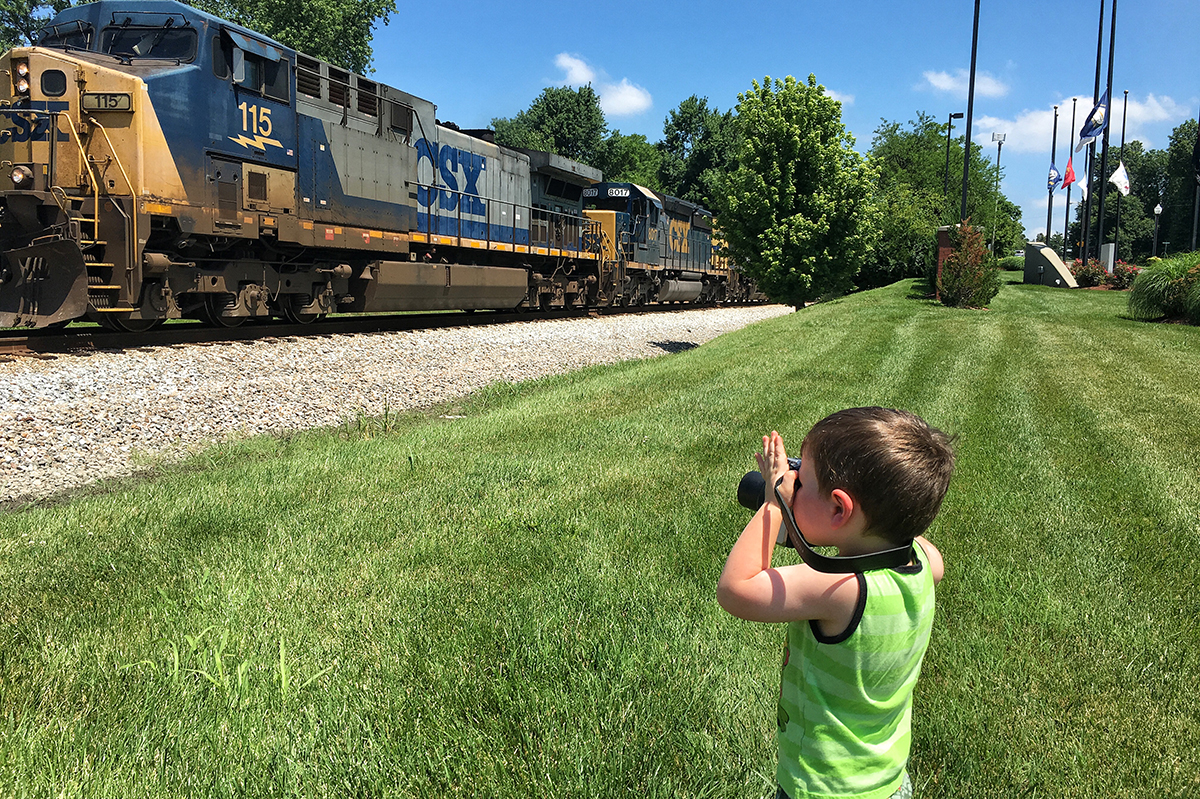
[1076,90,1110,151]
[1048,163,1061,191]
[1062,157,1077,189]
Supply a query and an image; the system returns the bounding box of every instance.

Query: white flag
[1076,174,1088,201]
[1109,161,1130,196]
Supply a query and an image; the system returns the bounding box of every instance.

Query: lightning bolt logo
[229,133,283,151]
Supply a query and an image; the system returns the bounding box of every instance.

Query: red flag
[1062,156,1076,188]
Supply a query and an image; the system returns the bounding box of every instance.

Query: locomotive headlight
[13,59,30,94]
[10,166,34,187]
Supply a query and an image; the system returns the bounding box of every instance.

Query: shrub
[1106,262,1140,291]
[1127,252,1200,322]
[996,255,1024,271]
[1070,258,1108,287]
[938,221,1001,308]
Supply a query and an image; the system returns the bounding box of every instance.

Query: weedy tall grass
[1,275,1198,798]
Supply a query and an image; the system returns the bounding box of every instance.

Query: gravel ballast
[0,305,793,503]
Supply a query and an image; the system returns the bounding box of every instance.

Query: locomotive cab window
[234,50,288,101]
[215,30,289,102]
[38,21,93,50]
[101,22,197,61]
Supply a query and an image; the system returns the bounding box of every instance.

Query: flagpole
[1115,89,1127,258]
[960,0,981,224]
[1082,0,1106,264]
[1064,98,1077,261]
[1096,0,1118,266]
[1046,105,1058,241]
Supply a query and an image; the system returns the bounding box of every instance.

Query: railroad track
[0,302,759,361]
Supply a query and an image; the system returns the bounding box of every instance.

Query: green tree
[491,85,607,169]
[1,0,394,74]
[1,0,71,51]
[1161,118,1199,253]
[595,131,662,190]
[190,0,395,74]
[716,75,878,306]
[869,113,1023,258]
[657,95,735,207]
[858,181,940,290]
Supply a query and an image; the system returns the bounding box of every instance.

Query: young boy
[717,407,955,799]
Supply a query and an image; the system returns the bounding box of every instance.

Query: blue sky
[371,0,1200,241]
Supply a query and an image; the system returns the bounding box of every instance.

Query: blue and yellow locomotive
[0,0,752,330]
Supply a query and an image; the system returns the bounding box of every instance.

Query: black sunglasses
[773,475,914,574]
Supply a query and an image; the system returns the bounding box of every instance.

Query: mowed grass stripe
[1,275,1198,798]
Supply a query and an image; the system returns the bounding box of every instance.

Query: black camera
[735,457,915,573]
[737,457,801,513]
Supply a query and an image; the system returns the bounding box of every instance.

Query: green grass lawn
[1,275,1197,798]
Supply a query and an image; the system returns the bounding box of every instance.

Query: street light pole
[991,133,1006,256]
[1153,202,1162,257]
[944,111,964,204]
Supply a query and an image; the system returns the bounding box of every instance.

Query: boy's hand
[755,431,794,508]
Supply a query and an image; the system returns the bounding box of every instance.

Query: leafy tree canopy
[189,0,395,74]
[869,113,1024,264]
[596,131,662,190]
[657,95,735,208]
[1,0,69,52]
[715,74,878,306]
[0,0,395,74]
[491,85,607,169]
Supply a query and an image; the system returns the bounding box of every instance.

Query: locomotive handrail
[86,116,138,285]
[414,181,603,257]
[49,110,101,237]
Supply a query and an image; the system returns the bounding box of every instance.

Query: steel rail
[0,302,762,360]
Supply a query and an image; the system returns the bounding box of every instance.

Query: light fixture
[10,165,34,186]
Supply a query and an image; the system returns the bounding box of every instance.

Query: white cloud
[826,89,854,106]
[971,93,1192,155]
[600,79,653,116]
[554,53,595,85]
[921,69,1009,99]
[553,53,652,117]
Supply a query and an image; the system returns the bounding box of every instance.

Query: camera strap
[773,479,914,574]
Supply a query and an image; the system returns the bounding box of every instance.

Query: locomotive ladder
[49,112,139,312]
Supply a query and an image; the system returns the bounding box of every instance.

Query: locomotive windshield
[101,21,197,61]
[37,21,94,50]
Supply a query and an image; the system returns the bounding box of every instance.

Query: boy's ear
[829,488,855,529]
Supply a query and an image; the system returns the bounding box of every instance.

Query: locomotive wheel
[97,314,163,332]
[281,294,322,324]
[200,294,246,328]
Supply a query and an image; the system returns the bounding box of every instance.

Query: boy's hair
[802,407,956,544]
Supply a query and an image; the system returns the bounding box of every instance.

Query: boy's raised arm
[716,433,858,624]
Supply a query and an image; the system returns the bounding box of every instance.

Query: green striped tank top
[775,541,936,799]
